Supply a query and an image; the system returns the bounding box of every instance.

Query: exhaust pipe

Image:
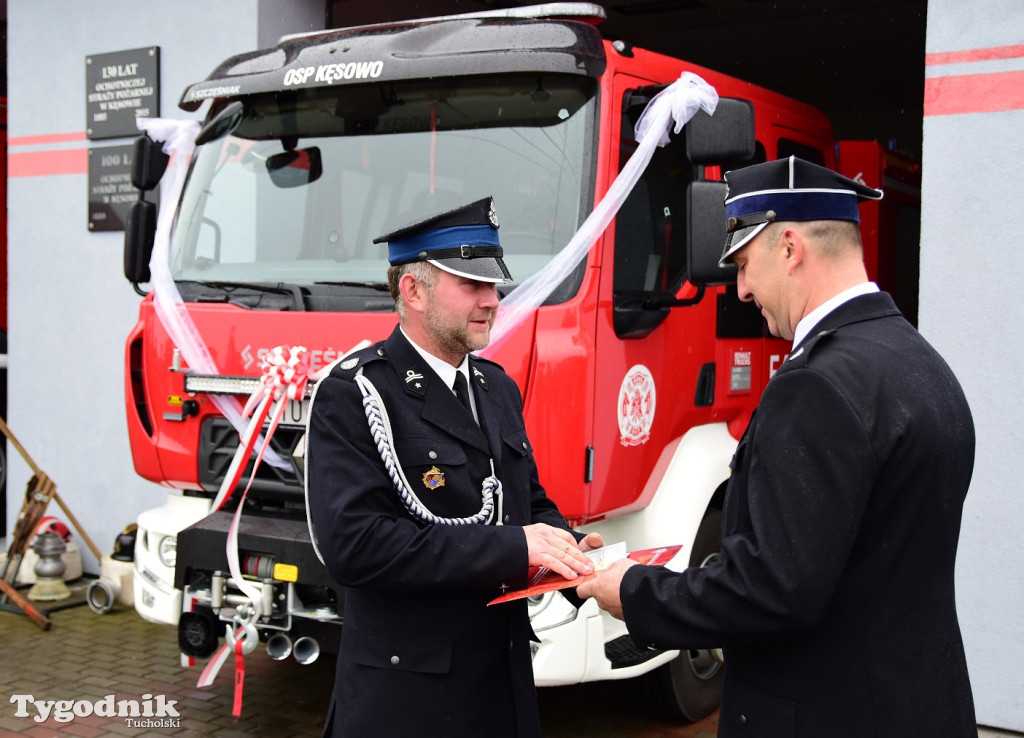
[293,636,320,665]
[266,633,293,661]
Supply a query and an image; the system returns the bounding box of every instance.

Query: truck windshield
[169,74,597,305]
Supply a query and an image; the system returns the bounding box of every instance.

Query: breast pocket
[393,436,490,519]
[501,428,532,459]
[500,427,534,492]
[393,437,468,486]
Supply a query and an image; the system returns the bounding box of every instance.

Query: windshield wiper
[314,281,391,292]
[195,281,306,311]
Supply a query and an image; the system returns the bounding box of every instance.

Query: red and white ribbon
[199,345,318,706]
[211,345,314,513]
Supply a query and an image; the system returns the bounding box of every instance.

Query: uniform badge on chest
[422,466,445,490]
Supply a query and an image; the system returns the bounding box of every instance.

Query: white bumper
[132,493,212,626]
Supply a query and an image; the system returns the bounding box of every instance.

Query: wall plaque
[88,145,146,232]
[86,47,160,140]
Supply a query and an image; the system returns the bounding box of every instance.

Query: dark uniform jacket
[306,326,574,737]
[621,292,977,737]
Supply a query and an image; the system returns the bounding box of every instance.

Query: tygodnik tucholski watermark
[10,693,181,727]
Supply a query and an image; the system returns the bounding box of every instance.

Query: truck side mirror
[124,200,157,284]
[686,98,755,166]
[687,181,736,286]
[131,134,169,192]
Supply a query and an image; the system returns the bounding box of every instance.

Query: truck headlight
[157,535,177,568]
[528,591,578,632]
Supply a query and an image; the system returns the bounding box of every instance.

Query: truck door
[587,74,719,519]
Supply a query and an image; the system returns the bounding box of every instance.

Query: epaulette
[781,328,837,370]
[329,341,387,381]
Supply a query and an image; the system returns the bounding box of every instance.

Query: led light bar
[184,374,261,396]
[183,374,319,398]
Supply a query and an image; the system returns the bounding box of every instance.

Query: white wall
[923,0,1024,731]
[4,0,324,573]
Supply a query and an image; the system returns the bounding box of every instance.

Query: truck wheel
[642,509,724,722]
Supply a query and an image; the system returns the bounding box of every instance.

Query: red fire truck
[122,2,919,721]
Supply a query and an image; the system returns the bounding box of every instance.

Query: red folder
[488,544,683,605]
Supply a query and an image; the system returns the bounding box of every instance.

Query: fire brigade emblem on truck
[617,365,657,447]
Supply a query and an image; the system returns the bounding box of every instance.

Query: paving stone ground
[0,579,719,737]
[0,578,1016,738]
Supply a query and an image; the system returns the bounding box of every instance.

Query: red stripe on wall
[926,44,1024,66]
[8,148,88,177]
[8,131,88,147]
[924,69,1024,116]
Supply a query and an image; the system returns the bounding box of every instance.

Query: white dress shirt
[792,282,880,350]
[400,327,478,421]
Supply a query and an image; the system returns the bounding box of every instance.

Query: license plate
[277,398,309,427]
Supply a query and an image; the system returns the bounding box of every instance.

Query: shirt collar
[792,282,879,349]
[399,326,470,390]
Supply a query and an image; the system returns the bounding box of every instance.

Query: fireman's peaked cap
[719,156,884,267]
[374,196,512,284]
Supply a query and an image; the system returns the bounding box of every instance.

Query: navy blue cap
[373,196,512,283]
[719,156,884,266]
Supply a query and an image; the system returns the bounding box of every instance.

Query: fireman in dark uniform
[579,157,977,737]
[305,196,602,738]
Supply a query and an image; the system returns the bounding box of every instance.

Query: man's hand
[524,523,594,580]
[576,558,637,621]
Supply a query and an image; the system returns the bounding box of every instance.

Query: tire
[639,508,725,722]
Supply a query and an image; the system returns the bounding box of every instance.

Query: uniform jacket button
[390,655,400,665]
[503,515,510,524]
[739,714,748,725]
[428,450,437,459]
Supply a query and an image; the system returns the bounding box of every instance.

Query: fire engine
[122,2,919,721]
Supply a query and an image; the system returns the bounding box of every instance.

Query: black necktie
[453,371,473,415]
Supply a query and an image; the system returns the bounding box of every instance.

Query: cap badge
[488,201,500,228]
[422,466,445,490]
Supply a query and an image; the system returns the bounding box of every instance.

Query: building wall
[922,0,1024,731]
[4,0,323,572]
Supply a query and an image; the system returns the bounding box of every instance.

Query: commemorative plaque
[88,145,141,231]
[86,47,160,140]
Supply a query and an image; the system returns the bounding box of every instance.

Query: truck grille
[199,417,304,503]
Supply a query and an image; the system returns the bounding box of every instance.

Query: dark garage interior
[327,0,928,160]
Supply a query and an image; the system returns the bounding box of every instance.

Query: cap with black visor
[719,156,884,267]
[374,196,513,284]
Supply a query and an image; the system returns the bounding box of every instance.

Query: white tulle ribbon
[481,72,719,357]
[136,117,289,470]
